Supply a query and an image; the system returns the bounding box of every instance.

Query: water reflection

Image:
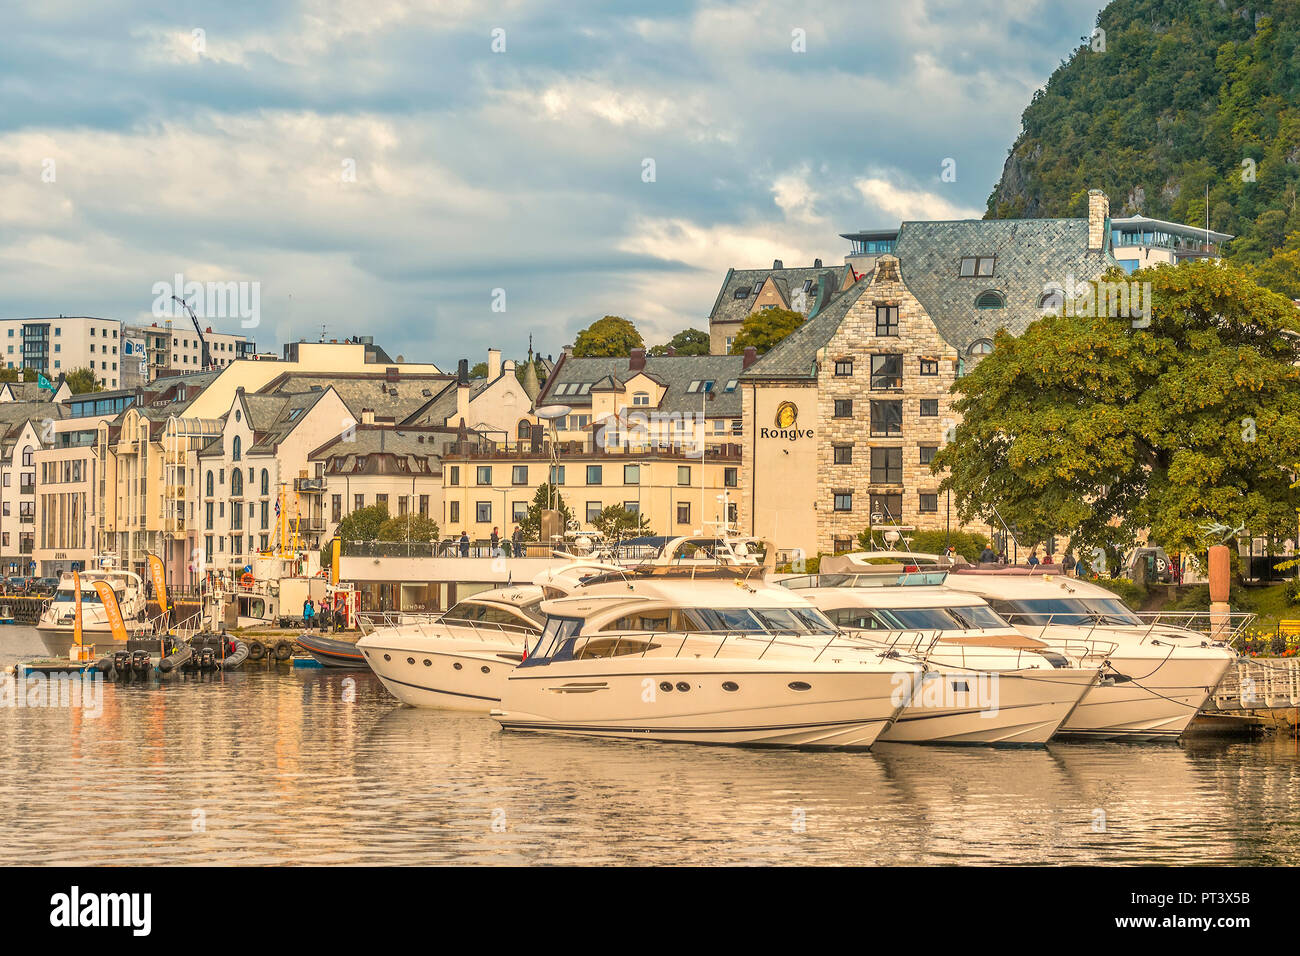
[2,626,1298,865]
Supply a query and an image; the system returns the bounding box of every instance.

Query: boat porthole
[481,665,490,674]
[722,681,739,692]
[659,681,673,693]
[423,659,431,666]
[407,657,415,665]
[788,681,812,691]
[383,654,391,662]
[675,682,690,693]
[453,662,463,670]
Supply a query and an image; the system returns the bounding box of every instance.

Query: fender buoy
[273,640,293,661]
[247,640,266,661]
[241,573,254,587]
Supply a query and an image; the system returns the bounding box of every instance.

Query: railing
[1132,610,1257,646]
[1210,658,1300,711]
[986,612,1125,663]
[294,478,325,493]
[356,610,539,644]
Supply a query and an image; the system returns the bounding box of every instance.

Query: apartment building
[122,320,257,386]
[0,316,124,387]
[1108,215,1232,273]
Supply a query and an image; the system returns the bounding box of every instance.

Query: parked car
[4,576,30,595]
[30,577,61,595]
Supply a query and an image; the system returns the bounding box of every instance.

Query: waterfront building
[739,190,1119,558]
[706,260,855,355]
[0,403,65,574]
[1108,215,1232,272]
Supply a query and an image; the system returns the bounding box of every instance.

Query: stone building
[705,259,855,355]
[739,191,1119,558]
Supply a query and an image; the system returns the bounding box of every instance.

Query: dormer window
[968,339,994,356]
[975,291,1006,309]
[632,391,650,406]
[733,288,749,299]
[959,256,996,277]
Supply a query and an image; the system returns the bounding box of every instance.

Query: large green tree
[649,328,710,356]
[591,504,654,541]
[378,513,439,542]
[934,260,1300,557]
[335,503,389,541]
[729,308,804,356]
[64,367,101,394]
[572,316,644,357]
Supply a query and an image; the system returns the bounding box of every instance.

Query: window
[919,493,939,513]
[261,469,269,495]
[875,305,899,336]
[919,358,939,376]
[676,501,691,525]
[968,339,993,356]
[512,465,528,486]
[376,494,388,509]
[398,496,409,517]
[833,536,854,554]
[833,399,853,419]
[870,400,902,436]
[723,379,738,392]
[476,501,492,522]
[549,465,565,485]
[232,435,241,462]
[624,464,640,484]
[332,495,342,523]
[449,501,460,523]
[870,354,902,390]
[419,495,429,517]
[512,501,527,523]
[448,465,460,486]
[586,501,602,524]
[205,502,213,530]
[870,447,903,484]
[833,444,853,465]
[623,501,639,514]
[724,467,738,488]
[870,493,903,523]
[733,288,749,299]
[354,494,364,512]
[476,466,492,485]
[205,471,214,497]
[834,359,853,377]
[686,380,714,394]
[677,465,691,486]
[975,290,1005,309]
[959,256,996,277]
[633,391,650,406]
[586,465,602,485]
[231,469,243,496]
[919,445,938,465]
[833,492,853,512]
[920,399,939,417]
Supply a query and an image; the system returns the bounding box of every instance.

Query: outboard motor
[112,650,131,677]
[131,649,152,675]
[198,646,216,671]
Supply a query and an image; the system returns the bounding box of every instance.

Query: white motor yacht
[938,568,1235,740]
[780,570,1100,745]
[37,568,149,656]
[492,566,923,749]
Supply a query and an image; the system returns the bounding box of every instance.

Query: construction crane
[171,295,212,371]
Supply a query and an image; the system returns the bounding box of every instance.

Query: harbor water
[3,626,1299,866]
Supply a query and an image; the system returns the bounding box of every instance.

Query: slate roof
[707,263,853,328]
[742,216,1117,379]
[309,425,461,474]
[890,218,1116,353]
[538,354,746,417]
[258,371,455,422]
[403,377,494,426]
[247,390,330,454]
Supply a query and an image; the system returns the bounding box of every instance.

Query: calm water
[2,626,1299,865]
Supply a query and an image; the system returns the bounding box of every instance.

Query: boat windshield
[827,604,1008,631]
[988,597,1141,627]
[443,600,539,632]
[52,591,105,605]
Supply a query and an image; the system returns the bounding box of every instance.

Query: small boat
[297,632,369,669]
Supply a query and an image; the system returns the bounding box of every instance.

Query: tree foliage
[591,504,654,541]
[986,1,1300,297]
[517,483,573,541]
[649,328,710,356]
[378,513,439,542]
[933,260,1300,557]
[572,316,644,358]
[64,367,101,394]
[336,503,389,541]
[729,308,804,356]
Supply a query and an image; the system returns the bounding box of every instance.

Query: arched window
[232,435,241,462]
[206,471,214,496]
[968,339,994,356]
[975,291,1005,310]
[633,391,650,406]
[1039,290,1064,314]
[517,420,531,440]
[261,469,269,496]
[231,469,243,496]
[21,445,32,467]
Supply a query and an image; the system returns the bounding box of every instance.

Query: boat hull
[1057,651,1235,741]
[880,666,1098,746]
[359,641,520,708]
[296,633,370,669]
[38,627,129,657]
[494,663,918,749]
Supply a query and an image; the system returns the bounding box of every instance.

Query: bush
[1285,577,1300,607]
[1092,577,1146,610]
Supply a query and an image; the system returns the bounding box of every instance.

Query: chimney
[1088,189,1110,251]
[457,359,469,385]
[814,258,822,268]
[361,408,375,425]
[487,348,502,379]
[629,347,646,372]
[385,366,399,383]
[773,259,783,269]
[742,346,758,369]
[503,358,515,376]
[456,375,470,424]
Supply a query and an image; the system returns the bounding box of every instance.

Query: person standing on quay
[490,526,500,553]
[512,526,523,557]
[303,597,315,632]
[459,531,470,557]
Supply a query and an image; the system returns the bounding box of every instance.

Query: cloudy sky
[0,0,1105,369]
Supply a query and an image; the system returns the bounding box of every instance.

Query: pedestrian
[979,544,996,564]
[1044,550,1054,566]
[303,597,315,631]
[512,526,523,558]
[1075,554,1087,578]
[459,531,470,557]
[1026,550,1040,568]
[490,526,500,553]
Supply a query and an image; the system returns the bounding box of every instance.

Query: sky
[0,0,1107,370]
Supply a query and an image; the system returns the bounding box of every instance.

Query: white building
[0,316,125,388]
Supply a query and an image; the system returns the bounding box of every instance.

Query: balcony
[294,477,325,493]
[304,515,326,532]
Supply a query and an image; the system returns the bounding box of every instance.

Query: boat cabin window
[443,601,539,632]
[527,616,584,662]
[827,604,1008,631]
[600,609,692,633]
[987,597,1140,627]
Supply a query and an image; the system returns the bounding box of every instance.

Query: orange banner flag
[72,571,83,646]
[147,553,168,615]
[92,581,128,645]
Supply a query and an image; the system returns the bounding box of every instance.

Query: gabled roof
[257,371,454,421]
[538,354,746,417]
[707,262,853,329]
[740,279,870,381]
[308,424,463,474]
[402,376,496,426]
